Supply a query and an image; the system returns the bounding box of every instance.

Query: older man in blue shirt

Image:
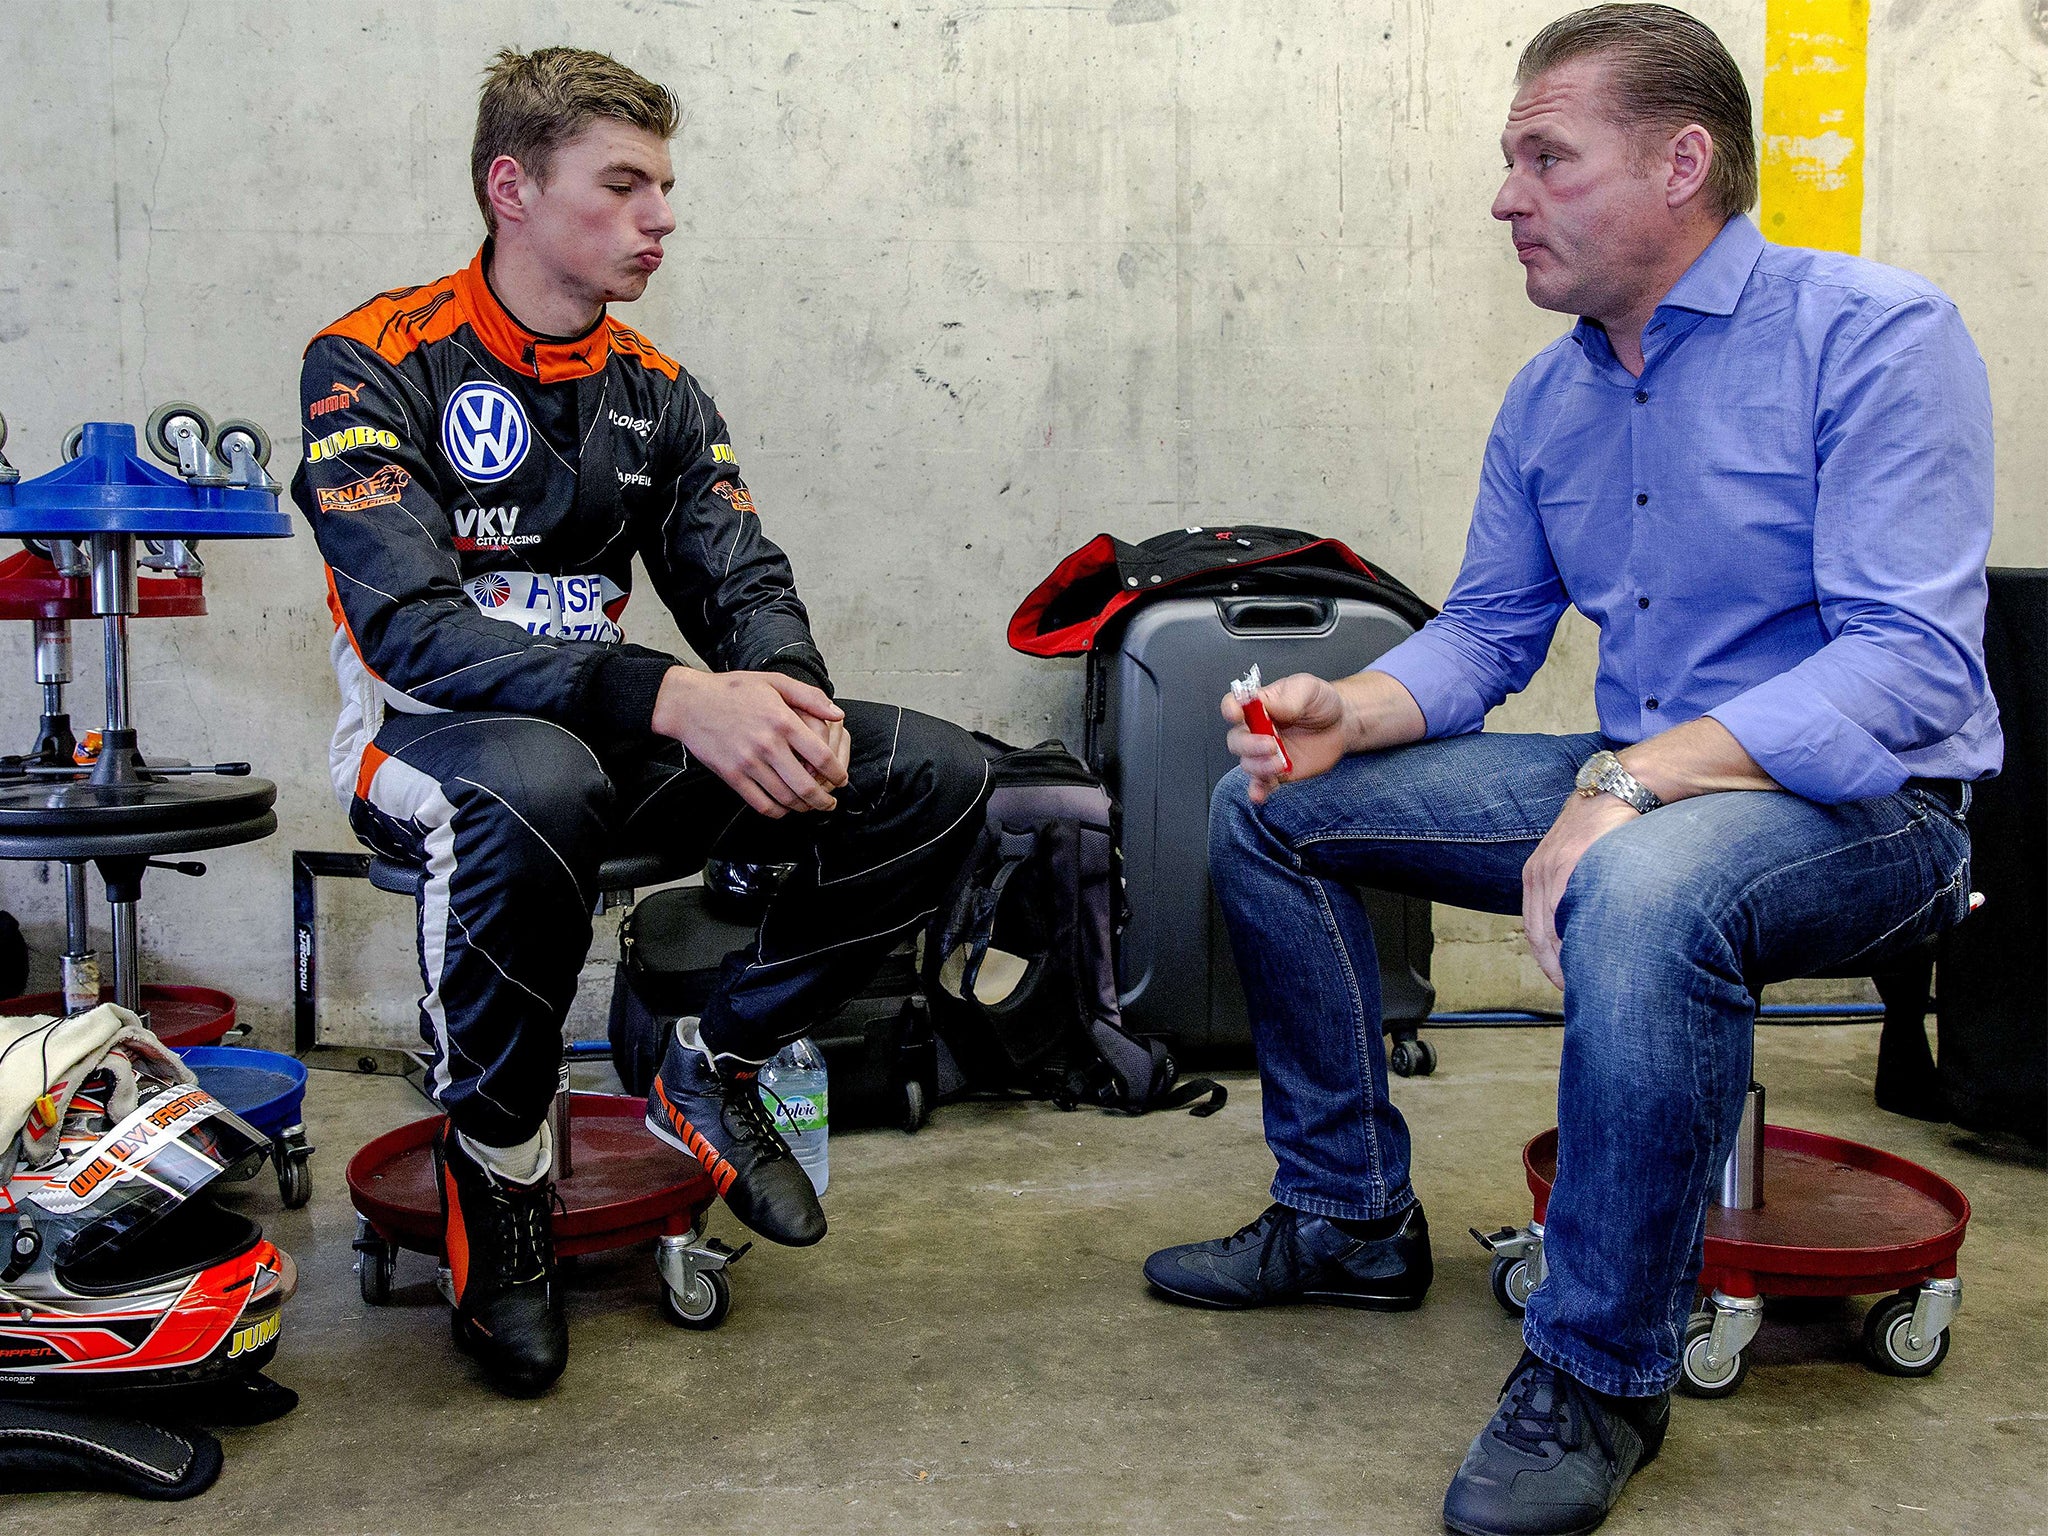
[1141,7,1998,1534]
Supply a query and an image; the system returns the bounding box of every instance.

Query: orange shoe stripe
[654,1080,740,1195]
[442,1160,470,1299]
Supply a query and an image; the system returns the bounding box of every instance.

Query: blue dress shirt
[1371,214,2002,804]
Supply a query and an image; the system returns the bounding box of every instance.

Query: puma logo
[309,381,366,420]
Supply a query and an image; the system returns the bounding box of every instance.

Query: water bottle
[759,1037,829,1194]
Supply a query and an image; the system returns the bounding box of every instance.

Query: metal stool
[342,847,745,1330]
[1475,926,1975,1398]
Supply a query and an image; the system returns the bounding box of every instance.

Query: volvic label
[767,1089,826,1135]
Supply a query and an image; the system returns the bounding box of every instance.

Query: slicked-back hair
[472,46,679,233]
[1517,4,1757,218]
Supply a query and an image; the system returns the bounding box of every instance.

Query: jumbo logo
[226,1312,281,1359]
[441,380,530,484]
[307,425,399,463]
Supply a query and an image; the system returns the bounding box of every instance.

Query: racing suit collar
[457,245,612,384]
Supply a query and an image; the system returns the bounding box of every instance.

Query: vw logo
[441,380,530,485]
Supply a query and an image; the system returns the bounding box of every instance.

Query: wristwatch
[1575,749,1663,814]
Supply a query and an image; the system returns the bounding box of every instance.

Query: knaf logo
[315,465,410,514]
[453,505,540,550]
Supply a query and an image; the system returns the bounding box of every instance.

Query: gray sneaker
[1442,1352,1669,1536]
[1142,1201,1431,1310]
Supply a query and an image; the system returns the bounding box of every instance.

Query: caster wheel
[1861,1291,1950,1377]
[660,1267,732,1330]
[144,401,214,467]
[899,1076,929,1134]
[1678,1311,1750,1398]
[357,1239,396,1305]
[276,1156,311,1210]
[213,417,271,467]
[1489,1253,1536,1314]
[61,424,86,462]
[1389,1037,1436,1078]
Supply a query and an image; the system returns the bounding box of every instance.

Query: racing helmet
[12,1047,269,1287]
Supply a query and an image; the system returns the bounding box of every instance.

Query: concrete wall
[0,0,2041,1044]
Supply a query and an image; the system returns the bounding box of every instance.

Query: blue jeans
[1209,731,1973,1395]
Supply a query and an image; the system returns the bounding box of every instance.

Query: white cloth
[0,1005,193,1165]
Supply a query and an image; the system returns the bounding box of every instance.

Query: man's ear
[1665,123,1714,212]
[485,153,531,231]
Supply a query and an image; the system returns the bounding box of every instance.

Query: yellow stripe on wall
[1760,0,1870,254]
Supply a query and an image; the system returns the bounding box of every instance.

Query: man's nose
[1491,172,1528,224]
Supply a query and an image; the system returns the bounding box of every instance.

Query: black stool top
[0,776,277,861]
[366,848,699,900]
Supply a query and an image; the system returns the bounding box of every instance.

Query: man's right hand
[1222,672,1353,805]
[1221,668,1430,805]
[652,666,849,818]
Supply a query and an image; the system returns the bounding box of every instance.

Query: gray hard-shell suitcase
[1084,592,1437,1068]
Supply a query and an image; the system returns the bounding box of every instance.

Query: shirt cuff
[1367,630,1494,739]
[1708,672,1911,804]
[583,647,679,738]
[757,650,835,699]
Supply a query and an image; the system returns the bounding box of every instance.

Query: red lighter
[1230,664,1292,774]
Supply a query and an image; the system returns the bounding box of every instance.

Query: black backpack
[922,737,1225,1117]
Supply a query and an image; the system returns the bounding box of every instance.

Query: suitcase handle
[1217,596,1336,635]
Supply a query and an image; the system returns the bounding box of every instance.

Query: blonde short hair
[472,46,678,232]
[1518,5,1757,218]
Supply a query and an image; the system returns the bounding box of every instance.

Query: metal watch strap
[1577,750,1662,814]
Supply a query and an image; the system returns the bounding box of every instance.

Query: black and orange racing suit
[293,247,985,1159]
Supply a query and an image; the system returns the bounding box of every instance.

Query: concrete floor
[19,1023,2047,1534]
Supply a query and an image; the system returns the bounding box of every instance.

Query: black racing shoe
[1142,1201,1432,1310]
[434,1125,567,1398]
[645,1019,826,1248]
[1442,1352,1669,1536]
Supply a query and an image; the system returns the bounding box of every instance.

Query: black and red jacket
[291,246,828,805]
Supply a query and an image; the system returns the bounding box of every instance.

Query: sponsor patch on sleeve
[309,381,366,421]
[307,425,400,463]
[462,570,623,643]
[315,464,412,513]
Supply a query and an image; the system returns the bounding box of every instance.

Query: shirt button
[1645,697,1660,710]
[1635,493,1649,506]
[1634,390,1648,404]
[1638,597,1650,609]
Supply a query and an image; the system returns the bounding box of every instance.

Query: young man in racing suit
[292,47,988,1396]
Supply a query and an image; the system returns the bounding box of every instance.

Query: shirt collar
[1569,214,1764,364]
[1654,213,1764,319]
[454,244,612,383]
